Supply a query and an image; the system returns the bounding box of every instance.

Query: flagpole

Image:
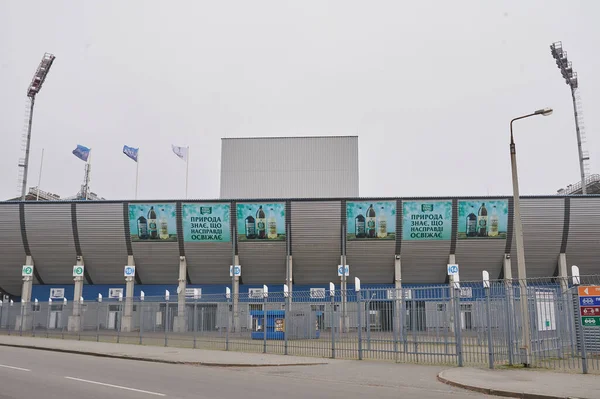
[135,149,140,200]
[185,146,189,199]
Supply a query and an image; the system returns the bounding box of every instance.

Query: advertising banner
[237,202,286,241]
[182,203,231,242]
[128,203,177,242]
[346,201,396,240]
[402,200,452,240]
[458,199,508,239]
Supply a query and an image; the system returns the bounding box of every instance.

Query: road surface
[0,346,485,398]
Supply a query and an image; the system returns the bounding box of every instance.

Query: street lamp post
[510,108,553,367]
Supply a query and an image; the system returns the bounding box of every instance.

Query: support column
[558,253,568,294]
[394,255,402,335]
[287,255,293,311]
[233,255,240,333]
[121,256,136,332]
[68,257,84,332]
[16,256,34,330]
[173,256,188,333]
[448,254,457,332]
[340,254,348,333]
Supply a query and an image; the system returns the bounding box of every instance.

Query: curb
[0,343,328,368]
[437,372,587,399]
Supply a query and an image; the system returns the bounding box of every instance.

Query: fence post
[486,285,494,369]
[392,288,398,361]
[193,297,197,349]
[165,294,170,347]
[263,294,267,354]
[574,289,588,374]
[226,289,230,351]
[330,292,335,359]
[46,300,51,338]
[284,291,289,356]
[32,304,36,337]
[96,301,100,342]
[453,287,463,367]
[19,302,24,336]
[357,291,363,360]
[139,299,144,345]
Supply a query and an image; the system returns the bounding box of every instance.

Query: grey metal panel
[401,241,451,284]
[220,137,359,199]
[509,198,567,279]
[0,204,26,295]
[185,243,233,284]
[346,241,395,284]
[76,203,129,284]
[455,240,505,281]
[291,201,342,285]
[238,242,286,284]
[131,242,180,284]
[25,203,76,284]
[565,198,600,274]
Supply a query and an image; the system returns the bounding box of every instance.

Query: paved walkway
[439,367,600,399]
[0,335,329,366]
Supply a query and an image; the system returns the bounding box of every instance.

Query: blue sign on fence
[580,296,600,306]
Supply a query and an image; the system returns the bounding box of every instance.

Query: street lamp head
[534,108,553,116]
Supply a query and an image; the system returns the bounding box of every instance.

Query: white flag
[171,145,188,162]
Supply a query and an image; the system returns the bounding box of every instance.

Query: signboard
[185,288,202,299]
[73,265,84,277]
[237,203,286,241]
[346,201,396,240]
[310,288,326,299]
[249,288,264,299]
[124,265,136,277]
[275,318,285,332]
[230,265,241,277]
[50,288,65,299]
[182,203,231,242]
[402,201,452,240]
[22,265,34,277]
[108,288,124,299]
[535,291,556,331]
[337,265,349,277]
[128,203,177,242]
[457,200,508,239]
[578,286,600,327]
[459,287,473,299]
[386,289,412,300]
[447,264,459,276]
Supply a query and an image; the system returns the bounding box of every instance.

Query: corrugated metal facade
[130,242,180,284]
[76,203,129,284]
[291,201,342,285]
[24,203,77,284]
[185,243,233,285]
[565,198,600,270]
[401,241,452,284]
[0,204,26,294]
[220,137,359,199]
[238,242,286,284]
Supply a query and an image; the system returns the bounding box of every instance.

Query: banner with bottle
[128,203,177,242]
[346,201,396,240]
[236,202,286,241]
[182,203,231,242]
[457,200,509,239]
[402,200,452,240]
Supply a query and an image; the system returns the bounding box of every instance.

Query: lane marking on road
[0,364,31,372]
[64,376,166,396]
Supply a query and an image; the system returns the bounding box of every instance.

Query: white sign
[535,291,557,331]
[108,288,124,299]
[185,288,202,299]
[124,265,136,277]
[447,264,459,276]
[50,288,65,299]
[249,288,264,299]
[386,289,412,300]
[22,265,34,277]
[459,287,473,298]
[73,265,85,277]
[310,288,326,299]
[230,265,241,277]
[337,265,349,277]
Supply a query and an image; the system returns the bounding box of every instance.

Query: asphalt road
[0,347,486,399]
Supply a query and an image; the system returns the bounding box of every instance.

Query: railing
[557,174,600,195]
[1,276,599,374]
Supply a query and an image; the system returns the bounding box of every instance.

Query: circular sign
[24,266,32,275]
[74,266,83,276]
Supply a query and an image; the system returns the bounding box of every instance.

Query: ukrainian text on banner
[182,203,231,242]
[457,199,508,239]
[402,200,452,240]
[237,202,286,241]
[346,201,396,240]
[128,203,177,242]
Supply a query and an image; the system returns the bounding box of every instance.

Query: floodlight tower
[550,42,589,194]
[18,53,56,200]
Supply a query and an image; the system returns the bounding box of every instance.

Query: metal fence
[1,276,599,374]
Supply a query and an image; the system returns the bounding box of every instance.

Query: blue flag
[72,145,90,162]
[123,145,139,162]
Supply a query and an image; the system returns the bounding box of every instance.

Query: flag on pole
[171,145,188,162]
[123,145,139,162]
[72,145,91,162]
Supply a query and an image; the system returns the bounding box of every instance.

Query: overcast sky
[1,1,598,200]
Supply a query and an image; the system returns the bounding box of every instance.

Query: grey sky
[1,1,598,200]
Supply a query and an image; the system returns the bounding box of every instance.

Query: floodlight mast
[19,53,55,201]
[550,42,589,195]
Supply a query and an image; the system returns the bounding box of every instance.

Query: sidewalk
[0,335,329,367]
[438,367,600,399]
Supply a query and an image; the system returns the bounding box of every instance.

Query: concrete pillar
[286,255,293,310]
[233,255,240,333]
[16,256,34,330]
[121,255,136,332]
[558,253,569,294]
[68,257,85,332]
[340,254,348,333]
[173,256,188,333]
[448,254,457,331]
[394,255,402,335]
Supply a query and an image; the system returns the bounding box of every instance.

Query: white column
[17,256,34,330]
[394,255,402,333]
[68,257,85,332]
[558,253,568,294]
[287,255,293,311]
[173,256,188,333]
[121,255,136,332]
[448,254,457,332]
[233,255,240,332]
